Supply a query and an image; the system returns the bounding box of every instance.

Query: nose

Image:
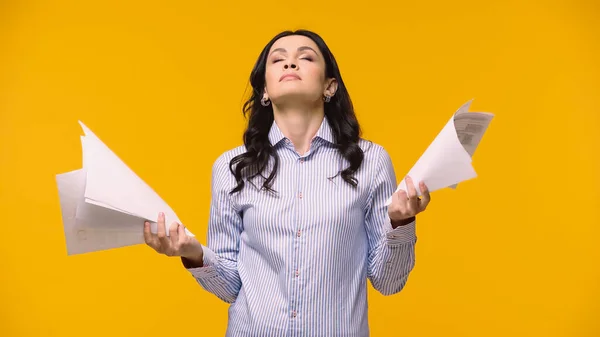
[283,63,297,70]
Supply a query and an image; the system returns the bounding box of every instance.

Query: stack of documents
[56,122,194,255]
[385,100,494,205]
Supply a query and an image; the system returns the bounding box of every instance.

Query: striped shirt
[186,116,417,336]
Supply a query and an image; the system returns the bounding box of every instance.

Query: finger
[177,223,187,244]
[419,181,431,211]
[392,189,407,212]
[143,221,152,244]
[394,188,408,203]
[169,222,179,247]
[405,176,419,210]
[144,221,160,251]
[157,212,170,248]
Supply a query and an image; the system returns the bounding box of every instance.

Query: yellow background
[1,0,599,336]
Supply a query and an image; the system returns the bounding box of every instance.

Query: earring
[323,94,332,103]
[261,97,271,106]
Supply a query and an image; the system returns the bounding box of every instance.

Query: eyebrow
[269,46,319,57]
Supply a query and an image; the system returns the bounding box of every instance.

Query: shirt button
[299,158,304,163]
[295,270,299,277]
[296,230,301,237]
[291,311,297,318]
[298,192,303,199]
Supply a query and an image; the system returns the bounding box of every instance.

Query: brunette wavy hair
[229,30,364,195]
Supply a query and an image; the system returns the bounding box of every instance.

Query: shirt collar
[268,116,335,146]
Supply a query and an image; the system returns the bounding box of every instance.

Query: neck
[272,102,324,155]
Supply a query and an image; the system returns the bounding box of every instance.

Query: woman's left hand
[388,176,431,223]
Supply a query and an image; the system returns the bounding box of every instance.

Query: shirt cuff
[184,245,219,279]
[385,218,417,245]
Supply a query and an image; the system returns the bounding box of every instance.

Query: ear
[262,87,269,100]
[324,78,338,97]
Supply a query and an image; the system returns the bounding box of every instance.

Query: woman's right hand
[144,212,203,265]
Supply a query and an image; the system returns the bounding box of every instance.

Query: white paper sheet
[56,121,194,255]
[385,100,494,205]
[57,170,147,255]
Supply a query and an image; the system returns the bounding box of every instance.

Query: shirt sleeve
[364,146,417,296]
[182,154,243,304]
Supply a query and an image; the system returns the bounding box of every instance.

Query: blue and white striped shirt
[187,117,417,336]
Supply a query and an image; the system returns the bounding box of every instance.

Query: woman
[144,29,431,336]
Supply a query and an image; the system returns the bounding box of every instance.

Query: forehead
[269,35,321,55]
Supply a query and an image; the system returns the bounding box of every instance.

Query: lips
[280,73,301,81]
